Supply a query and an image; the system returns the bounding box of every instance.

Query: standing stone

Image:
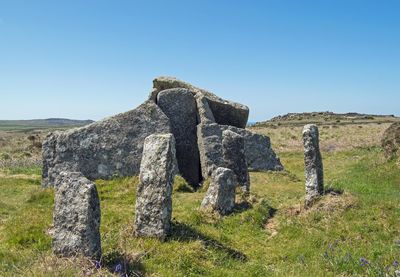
[219,125,284,171]
[157,88,201,186]
[134,134,178,240]
[201,167,236,215]
[52,171,101,259]
[222,130,250,193]
[303,124,324,207]
[197,123,225,180]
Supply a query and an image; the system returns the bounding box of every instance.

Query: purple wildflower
[94,261,101,269]
[359,257,369,267]
[394,260,399,268]
[115,263,123,273]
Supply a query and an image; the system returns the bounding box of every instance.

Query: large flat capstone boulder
[152,76,249,128]
[134,134,178,239]
[42,101,171,187]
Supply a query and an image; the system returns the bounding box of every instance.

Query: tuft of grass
[173,175,194,193]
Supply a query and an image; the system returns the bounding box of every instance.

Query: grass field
[0,120,399,276]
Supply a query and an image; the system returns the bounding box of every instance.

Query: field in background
[0,115,399,276]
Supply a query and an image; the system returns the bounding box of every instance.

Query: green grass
[0,147,399,276]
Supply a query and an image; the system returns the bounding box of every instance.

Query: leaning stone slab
[201,167,236,215]
[52,171,101,259]
[219,125,284,171]
[222,130,250,193]
[134,133,178,239]
[303,124,324,207]
[157,88,201,186]
[42,100,171,187]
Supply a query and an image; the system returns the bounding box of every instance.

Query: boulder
[381,122,400,161]
[42,100,171,187]
[134,134,178,239]
[303,124,324,207]
[222,130,250,193]
[52,171,101,259]
[152,76,249,128]
[157,88,201,186]
[201,167,236,215]
[219,125,283,171]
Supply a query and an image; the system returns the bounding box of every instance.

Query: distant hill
[254,112,400,127]
[0,118,94,131]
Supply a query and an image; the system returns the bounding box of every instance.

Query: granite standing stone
[197,123,225,180]
[303,124,324,207]
[219,125,284,171]
[52,171,101,259]
[222,130,250,193]
[201,167,236,215]
[157,88,201,186]
[134,134,178,239]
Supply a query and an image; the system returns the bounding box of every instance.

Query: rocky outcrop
[134,134,178,239]
[157,88,200,186]
[303,124,324,208]
[222,130,250,193]
[52,171,101,259]
[201,167,236,215]
[42,101,171,187]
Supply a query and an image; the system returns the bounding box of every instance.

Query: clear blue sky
[0,0,399,122]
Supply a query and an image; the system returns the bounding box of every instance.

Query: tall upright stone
[157,88,201,186]
[222,130,250,193]
[134,134,178,240]
[201,167,236,215]
[303,124,324,207]
[52,171,101,259]
[197,123,225,179]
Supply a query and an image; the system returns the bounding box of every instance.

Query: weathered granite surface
[52,171,101,259]
[134,134,178,239]
[197,123,225,180]
[303,124,324,207]
[157,88,200,186]
[201,167,236,215]
[152,76,249,128]
[42,101,171,187]
[42,77,283,188]
[220,125,283,171]
[222,130,250,193]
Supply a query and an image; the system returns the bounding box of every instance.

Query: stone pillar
[200,167,236,215]
[303,124,324,207]
[197,123,225,180]
[222,130,250,193]
[52,171,101,259]
[134,134,178,240]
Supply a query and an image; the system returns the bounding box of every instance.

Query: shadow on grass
[102,250,145,277]
[169,222,247,262]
